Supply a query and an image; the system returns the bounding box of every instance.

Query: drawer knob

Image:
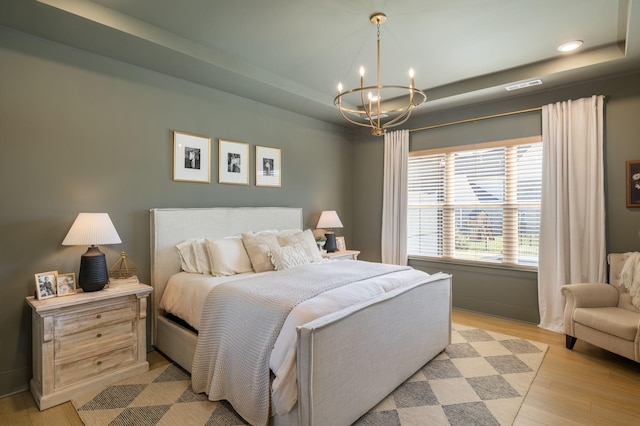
[96,360,102,366]
[96,333,102,338]
[96,314,102,319]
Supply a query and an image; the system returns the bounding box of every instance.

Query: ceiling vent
[505,79,543,91]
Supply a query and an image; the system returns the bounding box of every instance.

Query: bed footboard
[295,273,451,426]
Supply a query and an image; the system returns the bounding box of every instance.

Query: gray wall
[0,26,352,397]
[351,71,640,323]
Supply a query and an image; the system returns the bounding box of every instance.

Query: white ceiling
[1,0,639,126]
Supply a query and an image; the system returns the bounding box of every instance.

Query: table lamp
[316,210,343,253]
[62,213,122,292]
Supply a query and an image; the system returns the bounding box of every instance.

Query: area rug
[72,323,547,425]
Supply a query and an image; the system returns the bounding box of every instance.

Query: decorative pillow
[269,244,310,270]
[205,237,253,276]
[277,229,322,262]
[175,239,211,274]
[241,232,281,272]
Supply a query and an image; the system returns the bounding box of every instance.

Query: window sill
[408,255,538,273]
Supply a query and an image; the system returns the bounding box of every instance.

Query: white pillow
[277,229,322,262]
[205,237,253,276]
[175,239,211,274]
[269,244,309,270]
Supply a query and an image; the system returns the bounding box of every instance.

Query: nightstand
[322,249,360,260]
[26,282,152,410]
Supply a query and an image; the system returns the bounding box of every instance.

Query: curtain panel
[382,130,409,265]
[538,95,606,333]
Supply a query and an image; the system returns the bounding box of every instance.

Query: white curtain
[381,129,409,265]
[538,95,607,333]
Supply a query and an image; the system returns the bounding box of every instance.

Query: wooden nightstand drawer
[55,345,136,388]
[55,320,135,362]
[55,301,136,337]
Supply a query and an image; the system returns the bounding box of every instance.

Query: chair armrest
[561,283,619,308]
[561,283,619,336]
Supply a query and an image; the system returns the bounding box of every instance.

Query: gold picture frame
[219,139,249,185]
[56,273,77,296]
[255,145,281,187]
[34,271,58,300]
[173,131,211,183]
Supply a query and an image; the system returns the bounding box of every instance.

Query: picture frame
[173,131,211,183]
[219,139,249,185]
[255,145,281,187]
[627,160,640,208]
[56,273,77,296]
[34,271,58,300]
[336,236,346,251]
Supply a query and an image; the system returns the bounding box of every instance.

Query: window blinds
[408,136,542,267]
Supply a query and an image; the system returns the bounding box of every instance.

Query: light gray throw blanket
[191,260,410,426]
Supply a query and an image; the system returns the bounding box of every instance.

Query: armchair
[561,253,640,362]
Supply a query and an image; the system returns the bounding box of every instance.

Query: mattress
[158,261,433,415]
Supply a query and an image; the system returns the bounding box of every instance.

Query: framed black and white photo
[56,273,76,296]
[173,131,211,183]
[35,271,58,300]
[336,236,346,251]
[256,145,281,187]
[627,160,640,208]
[219,139,249,185]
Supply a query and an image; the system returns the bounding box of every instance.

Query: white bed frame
[150,207,452,426]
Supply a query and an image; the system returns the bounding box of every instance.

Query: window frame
[407,135,542,271]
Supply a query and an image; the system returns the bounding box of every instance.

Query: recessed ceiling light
[558,40,583,52]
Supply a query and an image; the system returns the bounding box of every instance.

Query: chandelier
[334,13,427,136]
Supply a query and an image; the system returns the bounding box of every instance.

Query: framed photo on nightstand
[336,236,346,251]
[57,273,76,296]
[35,271,58,300]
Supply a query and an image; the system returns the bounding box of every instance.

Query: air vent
[505,79,543,91]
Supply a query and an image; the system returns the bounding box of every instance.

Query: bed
[150,207,452,426]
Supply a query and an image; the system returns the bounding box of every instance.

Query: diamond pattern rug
[72,323,547,425]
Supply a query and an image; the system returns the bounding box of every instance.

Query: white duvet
[158,261,432,416]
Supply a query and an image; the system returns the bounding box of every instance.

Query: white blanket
[620,251,640,308]
[190,261,414,426]
[159,262,432,420]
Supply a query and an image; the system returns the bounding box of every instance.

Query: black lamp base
[78,246,109,292]
[324,232,337,253]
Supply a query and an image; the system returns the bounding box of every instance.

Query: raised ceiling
[1,0,638,126]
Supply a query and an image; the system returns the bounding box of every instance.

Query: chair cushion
[573,307,640,341]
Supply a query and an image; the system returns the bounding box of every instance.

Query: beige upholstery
[561,253,640,362]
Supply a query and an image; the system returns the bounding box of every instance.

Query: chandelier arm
[381,89,419,128]
[336,106,380,128]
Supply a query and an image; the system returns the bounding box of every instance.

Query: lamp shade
[62,213,122,246]
[62,213,121,292]
[316,210,343,229]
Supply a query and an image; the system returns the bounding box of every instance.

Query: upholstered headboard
[149,207,303,328]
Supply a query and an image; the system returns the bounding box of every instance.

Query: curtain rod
[409,95,607,133]
[409,106,542,133]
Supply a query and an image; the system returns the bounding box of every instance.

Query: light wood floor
[2,309,639,425]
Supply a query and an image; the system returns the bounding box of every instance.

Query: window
[407,136,542,267]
